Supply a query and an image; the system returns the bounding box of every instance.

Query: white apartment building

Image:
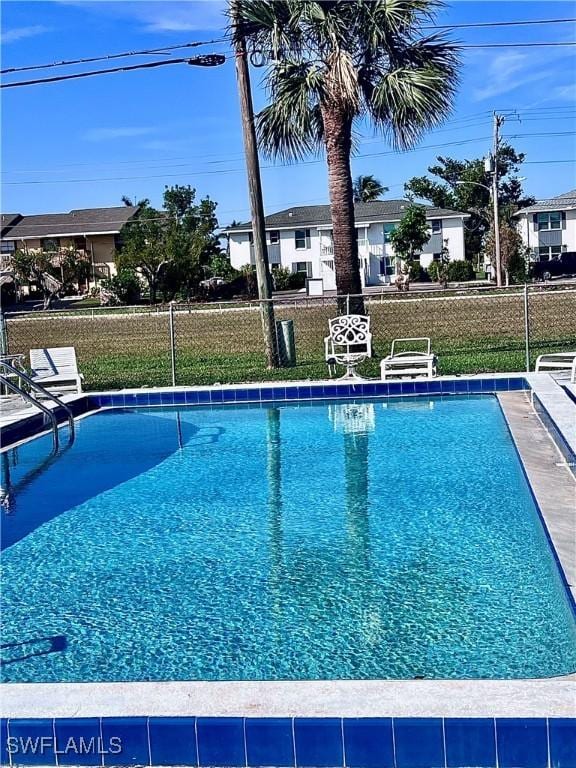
[514,189,576,262]
[225,200,468,289]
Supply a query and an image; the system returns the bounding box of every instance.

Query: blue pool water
[1,395,575,682]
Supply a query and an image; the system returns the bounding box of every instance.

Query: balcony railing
[250,243,281,264]
[322,240,384,257]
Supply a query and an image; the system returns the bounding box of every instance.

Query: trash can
[276,319,296,367]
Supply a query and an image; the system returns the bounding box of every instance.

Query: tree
[484,214,529,286]
[353,175,388,203]
[389,204,430,274]
[117,185,221,303]
[232,0,459,312]
[405,143,535,266]
[10,249,63,309]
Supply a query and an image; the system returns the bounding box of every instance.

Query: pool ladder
[0,359,75,455]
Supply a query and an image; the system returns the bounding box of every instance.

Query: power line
[1,55,226,89]
[0,38,227,76]
[427,18,576,30]
[2,106,571,176]
[3,18,574,77]
[460,41,576,48]
[4,129,575,185]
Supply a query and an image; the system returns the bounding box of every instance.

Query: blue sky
[2,0,575,226]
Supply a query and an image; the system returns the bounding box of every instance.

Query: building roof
[225,200,468,232]
[1,214,22,237]
[1,206,140,240]
[514,189,576,216]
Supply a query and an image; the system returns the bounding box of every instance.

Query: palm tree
[353,175,388,204]
[231,1,459,312]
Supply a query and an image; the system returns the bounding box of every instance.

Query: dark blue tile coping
[148,717,197,767]
[245,718,294,767]
[196,717,245,768]
[294,718,343,767]
[394,718,445,768]
[2,717,572,768]
[549,718,576,768]
[54,718,102,767]
[1,719,10,768]
[445,718,496,768]
[496,718,548,768]
[101,717,149,766]
[7,719,56,766]
[0,377,532,450]
[343,718,394,768]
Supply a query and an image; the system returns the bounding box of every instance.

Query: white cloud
[470,45,576,102]
[52,1,226,33]
[0,25,51,44]
[553,83,576,102]
[472,52,553,101]
[84,127,155,142]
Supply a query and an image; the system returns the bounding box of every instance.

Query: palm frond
[369,61,459,150]
[256,61,324,160]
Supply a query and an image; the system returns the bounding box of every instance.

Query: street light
[454,180,495,281]
[454,177,526,287]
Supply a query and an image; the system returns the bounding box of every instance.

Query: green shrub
[428,261,440,282]
[446,260,475,282]
[406,260,430,282]
[272,267,293,291]
[101,269,142,304]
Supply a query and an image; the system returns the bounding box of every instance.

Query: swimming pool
[1,394,575,683]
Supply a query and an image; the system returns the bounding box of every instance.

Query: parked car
[530,252,576,281]
[199,276,227,289]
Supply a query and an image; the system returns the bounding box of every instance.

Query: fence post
[169,302,176,387]
[523,283,530,373]
[346,294,350,315]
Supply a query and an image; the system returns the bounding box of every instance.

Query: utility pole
[232,5,279,368]
[491,111,505,288]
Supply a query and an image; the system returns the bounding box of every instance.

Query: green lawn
[6,290,575,390]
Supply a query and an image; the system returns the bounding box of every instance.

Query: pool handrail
[0,360,75,450]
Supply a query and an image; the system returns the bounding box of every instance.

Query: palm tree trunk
[322,104,364,315]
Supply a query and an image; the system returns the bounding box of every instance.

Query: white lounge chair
[324,314,372,379]
[535,351,576,375]
[30,347,84,394]
[380,337,437,380]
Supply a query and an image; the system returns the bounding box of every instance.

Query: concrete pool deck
[1,376,575,720]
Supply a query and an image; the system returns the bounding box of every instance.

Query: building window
[432,253,442,262]
[0,241,15,253]
[537,245,562,261]
[431,220,442,234]
[379,257,395,276]
[537,211,562,230]
[383,223,396,243]
[41,238,60,252]
[269,230,280,244]
[295,229,311,250]
[294,261,311,275]
[248,232,253,244]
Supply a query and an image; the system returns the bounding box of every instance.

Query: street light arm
[454,181,491,192]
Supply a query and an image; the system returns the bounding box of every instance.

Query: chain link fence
[5,286,575,390]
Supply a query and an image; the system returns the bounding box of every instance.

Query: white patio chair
[380,337,437,380]
[324,314,372,380]
[30,346,84,394]
[572,357,576,384]
[535,351,576,375]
